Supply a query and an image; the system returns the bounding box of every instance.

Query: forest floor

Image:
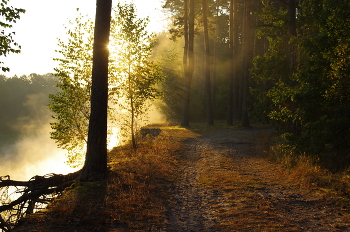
[11,123,350,231]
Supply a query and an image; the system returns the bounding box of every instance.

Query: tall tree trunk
[211,1,219,119]
[183,0,189,73]
[202,0,214,125]
[234,0,242,120]
[227,0,234,125]
[288,0,297,76]
[241,0,252,127]
[81,0,112,181]
[181,0,195,127]
[288,0,299,135]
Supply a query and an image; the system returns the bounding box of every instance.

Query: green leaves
[49,3,164,160]
[49,13,95,167]
[251,0,350,164]
[0,0,25,72]
[110,3,164,149]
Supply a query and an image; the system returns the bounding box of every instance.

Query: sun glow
[107,126,120,150]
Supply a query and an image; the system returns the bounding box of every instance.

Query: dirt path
[163,127,350,231]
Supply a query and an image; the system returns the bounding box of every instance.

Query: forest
[158,0,350,170]
[1,0,350,231]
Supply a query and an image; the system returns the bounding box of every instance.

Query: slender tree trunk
[81,0,112,181]
[288,0,297,76]
[234,0,242,120]
[288,0,299,135]
[212,38,217,116]
[128,64,137,150]
[212,18,218,118]
[241,0,251,127]
[227,0,234,125]
[202,0,214,125]
[181,0,195,127]
[183,0,189,72]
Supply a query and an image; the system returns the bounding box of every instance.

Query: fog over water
[0,93,165,181]
[0,93,77,181]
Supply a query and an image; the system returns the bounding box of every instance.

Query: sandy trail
[163,127,350,231]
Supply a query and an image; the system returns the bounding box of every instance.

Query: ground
[162,126,350,231]
[11,124,350,231]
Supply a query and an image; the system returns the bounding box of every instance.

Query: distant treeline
[0,73,57,145]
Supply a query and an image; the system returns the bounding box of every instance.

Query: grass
[11,122,230,231]
[11,122,350,231]
[13,126,191,231]
[267,141,350,207]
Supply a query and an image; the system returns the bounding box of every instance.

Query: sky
[3,0,167,77]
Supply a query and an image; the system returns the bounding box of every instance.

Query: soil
[162,126,350,231]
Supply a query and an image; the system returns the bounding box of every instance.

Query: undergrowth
[268,140,350,205]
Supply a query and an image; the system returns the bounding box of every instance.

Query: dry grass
[268,143,350,206]
[105,135,181,231]
[12,126,191,232]
[12,123,350,231]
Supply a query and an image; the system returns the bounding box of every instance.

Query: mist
[0,93,77,181]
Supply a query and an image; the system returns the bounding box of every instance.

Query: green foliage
[292,0,350,162]
[49,13,95,167]
[49,4,163,160]
[0,0,25,72]
[250,4,293,126]
[251,0,350,169]
[111,3,163,148]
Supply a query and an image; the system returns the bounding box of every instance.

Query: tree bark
[227,0,235,125]
[288,0,297,76]
[81,0,112,181]
[181,0,195,127]
[202,0,214,125]
[241,0,252,127]
[183,0,189,72]
[233,0,241,121]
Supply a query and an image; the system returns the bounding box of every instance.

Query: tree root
[0,171,81,231]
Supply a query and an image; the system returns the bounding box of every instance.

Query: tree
[291,0,350,164]
[49,13,94,167]
[250,0,350,168]
[202,0,214,125]
[0,0,25,72]
[241,0,254,127]
[250,0,292,124]
[50,3,163,160]
[227,0,235,125]
[111,3,163,150]
[181,0,195,127]
[80,0,112,180]
[1,1,161,227]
